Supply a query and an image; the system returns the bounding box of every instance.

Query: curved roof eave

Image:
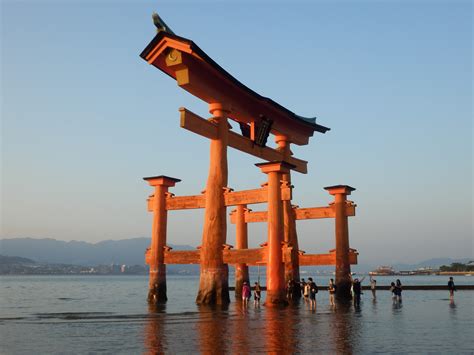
[140,32,330,134]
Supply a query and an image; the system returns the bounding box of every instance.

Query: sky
[1,0,472,265]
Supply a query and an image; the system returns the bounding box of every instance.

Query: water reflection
[331,303,355,354]
[197,304,230,353]
[143,296,448,353]
[144,304,167,354]
[264,306,299,353]
[449,300,457,319]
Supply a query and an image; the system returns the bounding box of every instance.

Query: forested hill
[0,238,194,266]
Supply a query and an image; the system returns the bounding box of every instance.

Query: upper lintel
[140,31,330,146]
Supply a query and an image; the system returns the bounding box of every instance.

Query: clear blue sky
[1,1,472,265]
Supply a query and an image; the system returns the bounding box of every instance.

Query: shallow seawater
[1,275,473,354]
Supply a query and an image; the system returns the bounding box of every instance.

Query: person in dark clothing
[448,277,456,302]
[307,277,318,310]
[349,274,365,306]
[395,279,403,303]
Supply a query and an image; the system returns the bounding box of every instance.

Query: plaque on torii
[140,15,357,305]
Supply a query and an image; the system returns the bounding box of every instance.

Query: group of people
[389,279,403,303]
[241,281,261,307]
[241,276,458,307]
[300,278,319,309]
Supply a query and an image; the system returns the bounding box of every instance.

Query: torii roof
[140,31,330,145]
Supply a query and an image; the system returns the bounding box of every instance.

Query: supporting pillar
[324,185,356,301]
[196,103,230,304]
[143,175,181,303]
[256,161,294,306]
[275,135,301,299]
[233,204,250,298]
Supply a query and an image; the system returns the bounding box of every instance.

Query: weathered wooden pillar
[144,175,180,303]
[257,161,292,306]
[324,185,356,301]
[196,103,230,304]
[232,204,250,298]
[275,136,301,298]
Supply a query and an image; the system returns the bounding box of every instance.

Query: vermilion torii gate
[140,15,358,305]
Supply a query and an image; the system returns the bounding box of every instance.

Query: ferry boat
[369,266,396,276]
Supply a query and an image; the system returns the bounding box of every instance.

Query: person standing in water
[328,278,336,306]
[448,277,456,302]
[395,279,403,303]
[303,280,310,303]
[370,276,377,299]
[307,277,318,310]
[349,274,365,307]
[253,282,261,307]
[242,282,251,307]
[390,282,397,303]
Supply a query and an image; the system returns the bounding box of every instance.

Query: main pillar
[196,103,230,304]
[144,175,180,303]
[324,185,356,301]
[232,204,250,298]
[257,161,293,306]
[275,135,301,298]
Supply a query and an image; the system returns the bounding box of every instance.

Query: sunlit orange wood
[143,175,180,304]
[224,248,267,266]
[276,136,300,294]
[180,108,308,173]
[233,205,249,298]
[164,250,201,264]
[141,34,330,145]
[156,247,357,267]
[148,186,292,211]
[257,161,293,306]
[325,185,356,301]
[196,103,230,305]
[229,204,356,223]
[298,250,358,266]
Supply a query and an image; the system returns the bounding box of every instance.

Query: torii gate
[140,15,358,305]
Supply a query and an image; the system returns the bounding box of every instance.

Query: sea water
[1,275,473,354]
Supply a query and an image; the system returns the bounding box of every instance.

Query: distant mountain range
[0,237,470,272]
[0,237,194,266]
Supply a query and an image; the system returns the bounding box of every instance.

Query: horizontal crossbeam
[180,108,308,174]
[230,204,356,223]
[147,186,292,211]
[145,247,358,266]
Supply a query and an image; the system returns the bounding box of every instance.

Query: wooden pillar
[257,161,293,306]
[196,103,230,304]
[324,185,356,301]
[233,204,250,298]
[275,135,301,299]
[143,175,180,303]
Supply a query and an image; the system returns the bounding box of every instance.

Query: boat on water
[369,266,396,276]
